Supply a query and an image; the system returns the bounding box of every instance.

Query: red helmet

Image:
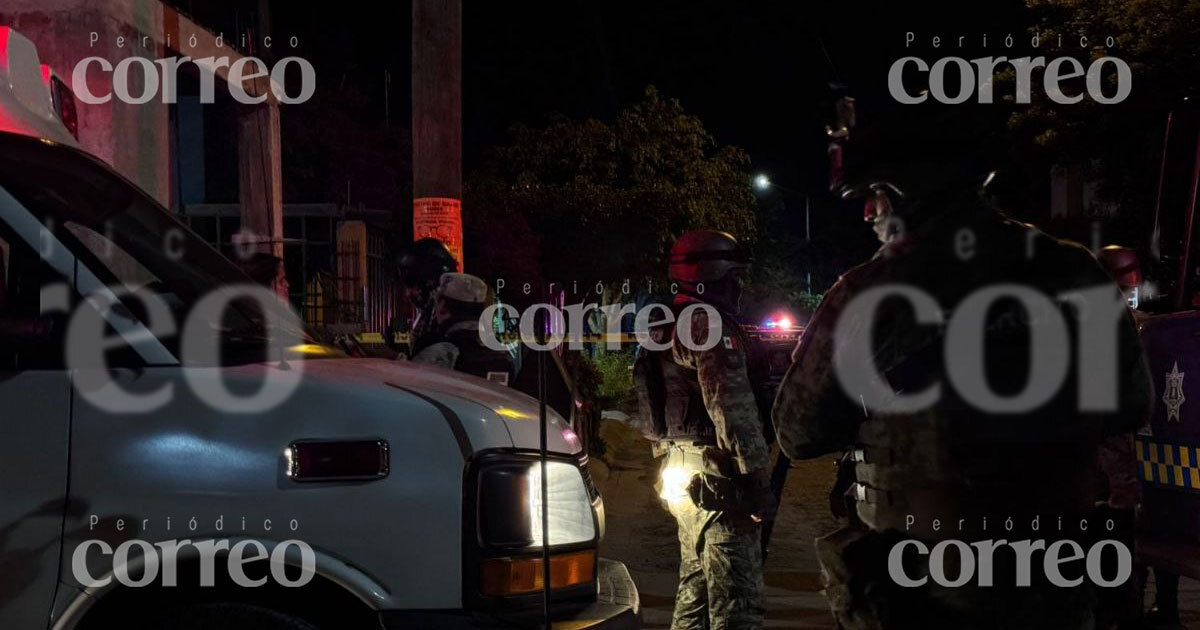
[1099,245,1142,292]
[668,230,751,284]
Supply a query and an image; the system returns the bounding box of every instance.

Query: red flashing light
[764,313,794,329]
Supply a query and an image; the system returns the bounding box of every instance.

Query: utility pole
[805,195,811,294]
[412,0,464,268]
[237,0,286,298]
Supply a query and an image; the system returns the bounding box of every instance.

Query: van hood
[297,357,582,456]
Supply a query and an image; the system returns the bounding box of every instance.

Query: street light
[753,172,813,293]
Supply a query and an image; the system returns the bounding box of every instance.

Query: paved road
[592,417,1200,629]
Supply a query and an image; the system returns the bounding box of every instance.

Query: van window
[64,222,159,292]
[0,133,320,366]
[0,227,67,370]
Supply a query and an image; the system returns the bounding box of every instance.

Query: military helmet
[1099,245,1143,292]
[830,93,998,213]
[668,230,751,284]
[436,272,489,306]
[398,238,459,288]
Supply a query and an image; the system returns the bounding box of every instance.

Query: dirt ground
[591,416,1200,630]
[591,417,840,629]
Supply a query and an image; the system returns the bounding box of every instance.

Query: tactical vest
[824,207,1134,540]
[443,325,515,385]
[633,312,768,445]
[634,343,717,444]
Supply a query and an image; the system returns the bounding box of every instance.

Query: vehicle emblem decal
[1164,361,1186,423]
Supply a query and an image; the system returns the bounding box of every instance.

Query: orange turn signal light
[480,550,596,596]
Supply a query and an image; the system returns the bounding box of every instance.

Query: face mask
[873,214,894,243]
[728,270,748,315]
[865,190,903,244]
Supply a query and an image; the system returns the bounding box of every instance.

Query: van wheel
[142,602,319,630]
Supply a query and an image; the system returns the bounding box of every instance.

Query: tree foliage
[1007,0,1200,222]
[466,87,759,293]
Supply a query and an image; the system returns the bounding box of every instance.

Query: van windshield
[0,133,336,365]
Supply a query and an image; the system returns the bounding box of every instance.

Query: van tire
[141,602,319,630]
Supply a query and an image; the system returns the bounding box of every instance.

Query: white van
[0,27,638,630]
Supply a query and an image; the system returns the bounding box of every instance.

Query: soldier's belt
[849,445,894,465]
[848,482,893,506]
[662,438,717,448]
[1137,438,1200,494]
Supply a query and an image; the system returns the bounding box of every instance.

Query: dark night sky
[259,0,1031,195]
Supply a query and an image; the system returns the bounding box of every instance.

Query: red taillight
[41,64,78,139]
[50,75,78,139]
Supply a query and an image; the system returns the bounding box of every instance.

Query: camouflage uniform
[413,319,514,383]
[412,273,514,384]
[672,304,772,477]
[663,301,771,630]
[773,198,1153,629]
[411,327,463,369]
[408,302,438,355]
[665,446,764,630]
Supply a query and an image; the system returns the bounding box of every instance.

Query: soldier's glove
[686,471,775,521]
[742,468,777,524]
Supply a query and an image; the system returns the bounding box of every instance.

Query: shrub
[591,348,636,410]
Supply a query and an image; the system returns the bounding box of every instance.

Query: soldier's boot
[1146,571,1184,629]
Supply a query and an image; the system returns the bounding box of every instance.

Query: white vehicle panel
[0,370,70,629]
[62,361,514,610]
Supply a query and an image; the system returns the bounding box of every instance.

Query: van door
[0,224,72,628]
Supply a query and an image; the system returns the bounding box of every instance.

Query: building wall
[3,0,286,295]
[2,0,278,214]
[4,0,170,204]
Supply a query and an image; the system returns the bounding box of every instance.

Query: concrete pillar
[237,95,287,297]
[412,0,463,267]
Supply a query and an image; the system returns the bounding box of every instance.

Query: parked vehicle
[0,26,638,630]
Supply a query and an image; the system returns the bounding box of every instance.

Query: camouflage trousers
[661,446,764,630]
[815,527,1098,630]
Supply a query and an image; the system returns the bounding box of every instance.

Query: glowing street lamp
[753,172,813,293]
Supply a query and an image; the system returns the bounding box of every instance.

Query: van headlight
[477,459,596,549]
[471,454,600,600]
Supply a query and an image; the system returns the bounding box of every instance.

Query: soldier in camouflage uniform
[634,230,775,630]
[387,238,458,358]
[772,178,1153,629]
[412,272,514,385]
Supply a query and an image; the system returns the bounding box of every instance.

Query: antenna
[537,305,552,628]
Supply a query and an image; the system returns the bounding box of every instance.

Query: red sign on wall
[413,197,463,269]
